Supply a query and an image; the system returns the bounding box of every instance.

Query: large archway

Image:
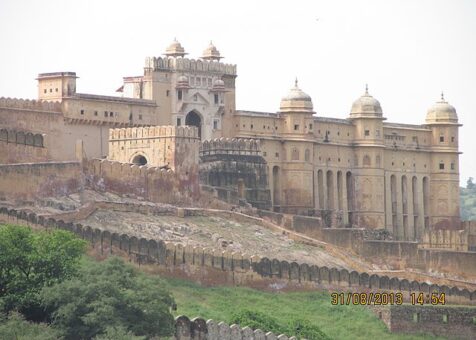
[131,154,148,166]
[186,111,202,138]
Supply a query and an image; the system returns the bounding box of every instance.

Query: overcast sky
[0,0,475,184]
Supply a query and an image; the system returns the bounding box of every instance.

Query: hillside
[460,178,476,220]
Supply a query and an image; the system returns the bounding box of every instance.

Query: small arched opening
[186,111,202,139]
[131,154,148,166]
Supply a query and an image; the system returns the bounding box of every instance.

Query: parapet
[145,56,237,76]
[0,97,62,112]
[200,138,261,156]
[0,128,45,147]
[109,125,199,140]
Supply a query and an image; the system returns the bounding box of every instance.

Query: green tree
[41,257,175,339]
[0,312,60,340]
[0,225,86,319]
[467,177,475,189]
[230,309,330,340]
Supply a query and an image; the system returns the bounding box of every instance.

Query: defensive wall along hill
[1,206,476,339]
[1,206,475,306]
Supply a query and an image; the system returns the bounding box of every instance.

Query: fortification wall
[1,207,475,306]
[0,162,83,201]
[146,56,237,76]
[173,315,295,340]
[371,305,476,339]
[421,228,468,251]
[85,159,200,205]
[0,128,49,163]
[257,210,476,278]
[200,138,271,209]
[108,125,199,170]
[0,99,109,161]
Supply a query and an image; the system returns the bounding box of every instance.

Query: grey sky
[0,0,475,184]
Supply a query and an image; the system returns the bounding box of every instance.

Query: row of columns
[385,174,429,241]
[315,169,353,226]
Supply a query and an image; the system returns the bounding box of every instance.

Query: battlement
[0,97,62,112]
[200,138,261,156]
[0,128,45,147]
[145,56,237,76]
[109,125,199,140]
[421,228,468,251]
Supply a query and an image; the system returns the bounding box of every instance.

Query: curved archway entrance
[186,111,202,138]
[131,154,148,166]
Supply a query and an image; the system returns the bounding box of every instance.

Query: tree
[41,257,175,339]
[0,312,60,340]
[467,177,475,189]
[0,225,86,320]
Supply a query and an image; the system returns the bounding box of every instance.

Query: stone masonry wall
[174,315,295,340]
[371,305,476,339]
[0,162,83,201]
[84,158,200,206]
[1,207,475,306]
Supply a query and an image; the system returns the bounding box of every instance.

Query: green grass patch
[159,276,443,340]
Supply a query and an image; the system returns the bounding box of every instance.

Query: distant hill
[460,177,476,220]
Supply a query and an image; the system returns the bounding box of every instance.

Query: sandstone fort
[0,39,475,338]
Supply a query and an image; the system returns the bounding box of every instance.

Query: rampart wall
[200,138,271,209]
[0,162,83,201]
[146,56,237,76]
[371,305,476,339]
[173,315,295,340]
[258,210,476,278]
[421,228,468,251]
[1,207,475,306]
[0,129,49,163]
[85,159,200,205]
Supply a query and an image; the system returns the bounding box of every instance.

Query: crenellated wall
[0,128,49,163]
[200,138,271,209]
[0,97,62,112]
[371,305,476,339]
[421,228,468,251]
[85,158,200,205]
[1,207,475,305]
[145,56,237,76]
[173,315,295,340]
[108,125,200,171]
[0,162,83,201]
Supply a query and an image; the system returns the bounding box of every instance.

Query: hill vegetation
[460,177,476,220]
[0,224,445,339]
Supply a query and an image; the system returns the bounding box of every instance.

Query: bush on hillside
[41,257,176,339]
[230,309,330,340]
[0,225,86,320]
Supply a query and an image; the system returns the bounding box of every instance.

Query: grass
[157,276,443,340]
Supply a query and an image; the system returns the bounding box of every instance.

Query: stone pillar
[417,176,426,240]
[342,171,349,225]
[407,178,415,241]
[384,173,393,232]
[395,175,403,240]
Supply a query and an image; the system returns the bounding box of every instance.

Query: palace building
[0,39,461,240]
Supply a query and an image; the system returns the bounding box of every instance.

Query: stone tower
[37,72,77,102]
[348,86,386,230]
[121,39,237,141]
[425,93,461,229]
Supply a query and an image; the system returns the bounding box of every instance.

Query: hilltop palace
[0,39,462,241]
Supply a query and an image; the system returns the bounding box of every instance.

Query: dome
[164,38,187,57]
[350,85,383,118]
[425,93,458,124]
[176,75,189,88]
[202,41,222,61]
[279,79,313,112]
[211,78,225,91]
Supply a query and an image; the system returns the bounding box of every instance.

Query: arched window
[363,155,371,167]
[291,148,300,161]
[304,149,310,162]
